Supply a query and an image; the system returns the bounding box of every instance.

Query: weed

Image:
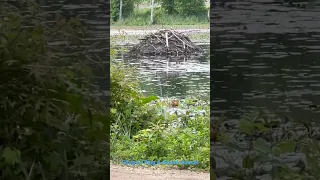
[214,110,320,179]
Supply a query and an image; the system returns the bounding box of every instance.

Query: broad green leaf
[253,138,271,154]
[141,96,158,105]
[65,93,82,111]
[2,147,20,165]
[278,141,296,153]
[239,119,254,135]
[242,155,254,168]
[253,122,269,133]
[272,146,282,157]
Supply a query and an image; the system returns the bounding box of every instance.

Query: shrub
[111,97,210,170]
[110,48,161,138]
[175,0,207,16]
[111,0,135,21]
[159,0,206,16]
[215,110,320,179]
[159,0,177,14]
[0,1,109,179]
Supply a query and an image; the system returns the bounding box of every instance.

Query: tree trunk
[119,0,123,21]
[150,0,155,25]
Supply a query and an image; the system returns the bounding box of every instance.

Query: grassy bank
[111,24,209,30]
[111,7,209,27]
[110,32,210,45]
[110,97,210,171]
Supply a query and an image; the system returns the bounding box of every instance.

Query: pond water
[211,1,320,178]
[116,44,210,100]
[211,1,320,126]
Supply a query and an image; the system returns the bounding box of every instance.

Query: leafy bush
[175,0,207,16]
[111,0,135,21]
[214,110,320,179]
[159,0,177,14]
[112,7,208,26]
[110,48,161,138]
[0,1,109,179]
[111,97,210,170]
[159,0,206,15]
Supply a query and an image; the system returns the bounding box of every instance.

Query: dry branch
[130,30,203,56]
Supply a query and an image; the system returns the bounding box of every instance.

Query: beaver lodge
[130,30,203,56]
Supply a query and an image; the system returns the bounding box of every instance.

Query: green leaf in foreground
[2,147,21,165]
[141,96,159,105]
[239,119,254,135]
[272,146,282,157]
[278,141,296,153]
[253,138,271,154]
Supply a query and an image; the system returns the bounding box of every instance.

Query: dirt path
[110,28,209,36]
[111,164,210,180]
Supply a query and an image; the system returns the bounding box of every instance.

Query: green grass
[111,7,209,26]
[110,97,210,171]
[111,24,209,30]
[110,32,209,45]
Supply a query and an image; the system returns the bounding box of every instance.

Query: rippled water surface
[116,44,210,99]
[211,1,320,125]
[211,1,320,178]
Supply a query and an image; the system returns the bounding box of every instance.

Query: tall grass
[111,7,209,26]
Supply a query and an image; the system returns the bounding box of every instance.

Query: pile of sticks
[130,30,203,56]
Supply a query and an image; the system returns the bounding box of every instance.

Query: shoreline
[110,28,209,36]
[110,28,210,45]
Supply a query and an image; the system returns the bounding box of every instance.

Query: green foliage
[159,0,177,14]
[159,0,206,15]
[2,147,21,165]
[112,7,208,26]
[216,110,320,179]
[110,56,162,137]
[111,0,208,25]
[111,97,210,170]
[111,0,138,21]
[110,11,209,171]
[110,46,209,168]
[175,0,207,16]
[0,1,109,179]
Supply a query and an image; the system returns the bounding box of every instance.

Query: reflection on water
[211,1,320,177]
[116,45,210,100]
